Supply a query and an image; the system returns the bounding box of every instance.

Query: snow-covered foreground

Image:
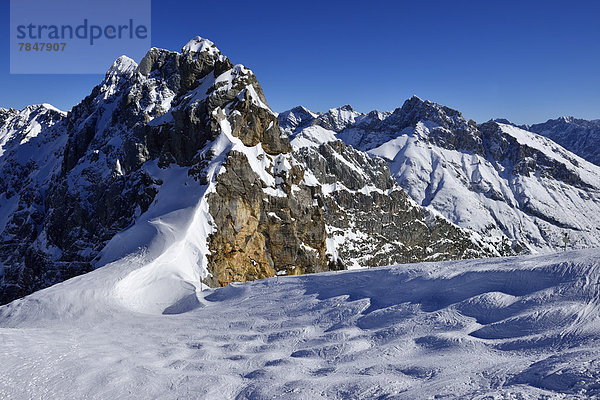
[2,249,600,399]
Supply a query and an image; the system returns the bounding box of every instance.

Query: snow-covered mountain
[0,39,498,305]
[280,98,600,254]
[0,104,75,301]
[526,116,600,167]
[2,244,600,398]
[0,38,330,305]
[290,127,505,269]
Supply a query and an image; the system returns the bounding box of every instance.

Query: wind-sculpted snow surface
[1,249,600,398]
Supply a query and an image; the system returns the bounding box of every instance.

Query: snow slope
[2,248,600,399]
[369,122,600,252]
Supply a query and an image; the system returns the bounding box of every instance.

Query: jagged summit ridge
[107,55,138,77]
[0,104,65,159]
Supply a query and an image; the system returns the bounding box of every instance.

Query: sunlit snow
[2,249,600,398]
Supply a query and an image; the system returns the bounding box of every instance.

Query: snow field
[1,249,600,398]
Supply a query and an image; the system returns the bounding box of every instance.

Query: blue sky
[1,0,599,124]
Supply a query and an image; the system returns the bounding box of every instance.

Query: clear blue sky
[1,0,599,124]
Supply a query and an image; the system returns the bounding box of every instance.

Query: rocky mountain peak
[277,106,319,136]
[395,96,464,129]
[290,105,315,114]
[312,105,363,133]
[182,36,220,57]
[0,104,65,153]
[557,116,574,123]
[106,55,138,79]
[0,104,65,144]
[528,116,600,166]
[0,36,325,305]
[285,105,317,120]
[400,94,425,109]
[489,118,516,126]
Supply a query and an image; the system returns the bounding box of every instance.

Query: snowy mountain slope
[527,116,600,167]
[1,246,600,398]
[372,121,600,251]
[0,104,67,218]
[0,37,332,305]
[0,40,506,305]
[0,105,75,300]
[291,129,507,269]
[280,98,600,254]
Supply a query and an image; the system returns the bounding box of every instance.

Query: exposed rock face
[339,96,484,154]
[206,151,326,286]
[291,136,504,268]
[480,122,591,190]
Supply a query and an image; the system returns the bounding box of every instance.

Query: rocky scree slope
[280,98,600,254]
